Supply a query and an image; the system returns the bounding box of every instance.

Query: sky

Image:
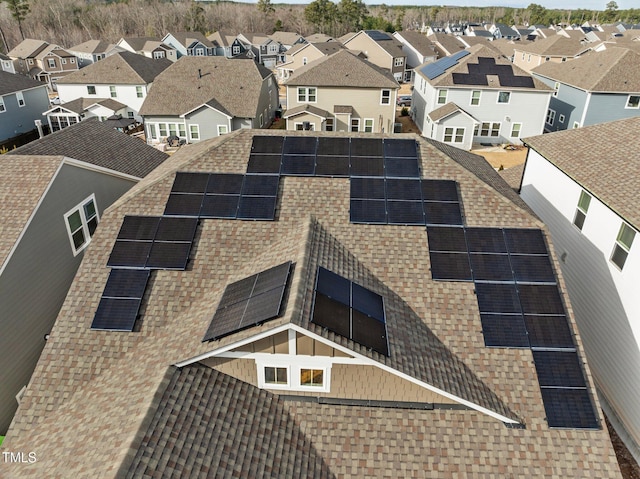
[247,1,633,10]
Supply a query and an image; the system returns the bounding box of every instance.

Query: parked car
[397,95,411,107]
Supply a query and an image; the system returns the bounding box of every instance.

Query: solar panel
[316,267,351,305]
[365,30,391,41]
[475,282,521,313]
[504,228,548,255]
[384,158,420,178]
[350,138,383,157]
[241,286,286,327]
[421,180,459,202]
[117,216,160,241]
[241,174,280,197]
[429,251,472,281]
[451,72,489,86]
[154,217,198,242]
[281,154,315,176]
[533,351,586,388]
[518,284,565,315]
[351,282,384,321]
[146,241,192,270]
[312,293,351,337]
[383,139,418,158]
[247,154,282,174]
[317,137,350,156]
[251,135,283,154]
[253,262,292,296]
[540,388,599,429]
[163,193,203,217]
[200,194,240,219]
[423,201,463,225]
[91,268,150,331]
[283,136,317,155]
[107,240,152,268]
[421,50,470,80]
[171,172,210,194]
[350,157,385,177]
[470,253,513,282]
[511,255,556,283]
[237,195,277,221]
[426,226,467,252]
[206,174,245,195]
[465,228,507,253]
[525,315,574,349]
[352,310,389,356]
[350,199,386,224]
[101,268,150,299]
[386,200,425,225]
[315,155,350,176]
[351,177,386,199]
[480,313,529,348]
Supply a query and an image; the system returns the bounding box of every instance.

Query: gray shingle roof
[7,38,48,59]
[58,52,171,85]
[55,97,126,114]
[167,31,214,49]
[120,37,160,51]
[523,117,640,230]
[428,101,474,122]
[515,32,593,56]
[0,69,46,95]
[138,56,272,118]
[395,30,436,57]
[283,104,330,118]
[284,50,398,88]
[11,118,168,178]
[69,39,115,54]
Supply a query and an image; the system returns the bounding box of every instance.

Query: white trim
[363,118,374,133]
[297,86,317,103]
[443,126,465,143]
[350,118,360,132]
[217,124,228,136]
[510,122,522,138]
[545,108,556,126]
[579,92,591,127]
[470,90,481,106]
[180,102,233,119]
[625,94,640,109]
[380,89,392,105]
[256,356,332,392]
[62,157,142,182]
[16,91,25,107]
[189,124,200,141]
[0,97,6,113]
[63,193,99,256]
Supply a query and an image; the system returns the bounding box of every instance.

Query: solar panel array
[202,262,292,341]
[426,225,599,428]
[452,56,535,88]
[91,269,150,331]
[311,267,389,356]
[420,50,471,80]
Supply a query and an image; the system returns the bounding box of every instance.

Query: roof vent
[198,68,202,78]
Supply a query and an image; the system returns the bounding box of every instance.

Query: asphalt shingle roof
[395,30,436,57]
[167,31,213,49]
[0,69,46,95]
[516,32,593,56]
[69,39,115,54]
[55,97,126,114]
[7,38,48,58]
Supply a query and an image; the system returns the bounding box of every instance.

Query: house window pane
[578,191,591,212]
[218,125,228,135]
[381,89,391,105]
[325,118,334,131]
[351,119,359,132]
[178,124,186,137]
[308,87,316,102]
[511,123,521,138]
[168,124,177,136]
[136,86,143,98]
[455,128,464,142]
[497,91,510,103]
[159,123,167,136]
[437,89,447,104]
[300,368,323,387]
[573,210,586,230]
[72,229,86,249]
[617,223,635,250]
[190,125,199,139]
[626,95,640,108]
[364,119,373,133]
[471,90,481,105]
[67,210,83,232]
[298,87,306,102]
[109,86,117,98]
[265,367,287,384]
[490,123,500,136]
[480,122,489,136]
[87,85,96,95]
[611,245,629,270]
[149,124,157,139]
[444,127,453,142]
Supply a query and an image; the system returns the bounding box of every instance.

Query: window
[553,82,560,97]
[153,51,165,59]
[573,190,591,231]
[394,57,404,67]
[573,121,580,129]
[381,89,391,105]
[546,109,556,125]
[87,85,96,95]
[0,97,5,113]
[295,122,315,131]
[189,124,199,140]
[510,123,522,138]
[265,366,288,385]
[48,58,56,68]
[297,87,317,102]
[70,58,75,64]
[16,91,25,107]
[195,48,204,56]
[158,123,167,137]
[351,118,360,132]
[64,195,99,255]
[302,57,307,65]
[562,57,567,62]
[136,86,143,98]
[148,123,157,139]
[217,125,228,135]
[437,89,447,104]
[168,123,177,137]
[497,91,511,103]
[626,95,640,109]
[300,369,324,387]
[232,45,240,55]
[325,118,334,131]
[527,54,531,62]
[559,114,565,123]
[478,122,500,137]
[545,56,550,62]
[62,58,67,64]
[127,111,134,119]
[178,123,186,137]
[28,58,34,65]
[444,127,464,143]
[611,223,635,270]
[109,86,117,98]
[470,90,481,106]
[364,118,374,133]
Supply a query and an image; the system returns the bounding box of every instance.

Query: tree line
[1,0,639,54]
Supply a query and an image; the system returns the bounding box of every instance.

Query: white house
[520,117,640,462]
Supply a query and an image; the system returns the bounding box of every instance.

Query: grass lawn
[0,435,4,447]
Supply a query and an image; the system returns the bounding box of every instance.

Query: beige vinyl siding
[344,33,393,70]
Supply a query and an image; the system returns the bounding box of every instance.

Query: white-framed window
[294,122,315,131]
[28,58,34,65]
[444,127,464,143]
[553,82,560,97]
[195,48,205,56]
[297,87,317,102]
[573,121,580,129]
[264,365,289,387]
[364,118,374,133]
[380,89,391,105]
[351,118,360,132]
[158,123,167,137]
[217,124,228,135]
[546,109,556,125]
[232,45,240,55]
[497,91,511,103]
[325,118,334,131]
[302,57,307,65]
[178,123,186,138]
[510,123,522,138]
[109,86,117,98]
[16,91,25,107]
[573,190,591,231]
[558,114,565,123]
[62,58,67,64]
[148,123,157,139]
[47,58,56,68]
[300,368,324,387]
[0,97,5,113]
[189,124,200,140]
[64,194,99,256]
[168,123,177,137]
[625,95,640,109]
[476,122,500,137]
[128,111,134,119]
[257,360,331,392]
[153,51,165,59]
[611,222,635,270]
[49,114,79,132]
[70,58,75,63]
[437,89,447,104]
[394,57,404,67]
[136,86,144,98]
[87,85,96,95]
[470,90,481,106]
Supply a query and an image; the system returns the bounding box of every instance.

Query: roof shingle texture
[7,38,48,58]
[515,32,593,56]
[395,30,436,57]
[0,69,46,95]
[69,39,115,54]
[167,31,213,49]
[138,56,271,117]
[524,116,640,230]
[58,51,171,85]
[11,118,168,178]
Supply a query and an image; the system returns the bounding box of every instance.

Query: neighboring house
[7,39,79,90]
[427,32,467,58]
[283,49,399,133]
[519,117,640,463]
[43,97,128,132]
[343,30,408,82]
[56,52,171,122]
[207,30,249,58]
[513,30,596,73]
[67,40,121,66]
[305,33,335,42]
[139,56,278,144]
[2,128,622,477]
[7,38,49,75]
[268,31,306,50]
[0,70,50,144]
[412,44,553,149]
[490,23,521,40]
[276,41,344,81]
[392,30,438,82]
[116,37,177,62]
[1,52,16,73]
[531,47,640,131]
[0,118,168,435]
[162,31,215,58]
[236,33,284,67]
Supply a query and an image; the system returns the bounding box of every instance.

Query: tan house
[343,30,408,82]
[283,49,399,133]
[513,30,597,73]
[276,41,344,80]
[7,39,79,90]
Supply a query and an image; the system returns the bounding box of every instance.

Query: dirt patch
[472,145,528,170]
[395,109,420,134]
[606,416,640,479]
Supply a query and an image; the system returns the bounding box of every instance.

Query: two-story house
[342,30,408,82]
[67,40,122,67]
[513,30,596,73]
[55,52,171,122]
[519,117,640,463]
[139,56,278,144]
[276,42,344,81]
[207,30,250,58]
[283,50,399,133]
[7,38,49,75]
[162,32,216,58]
[392,30,438,82]
[531,47,640,131]
[268,31,306,51]
[236,33,283,68]
[412,44,553,150]
[1,52,16,73]
[0,70,50,145]
[7,39,79,90]
[116,37,177,62]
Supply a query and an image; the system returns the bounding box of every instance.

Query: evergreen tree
[3,0,30,41]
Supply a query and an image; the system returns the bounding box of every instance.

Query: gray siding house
[0,119,168,434]
[140,56,278,145]
[532,47,640,131]
[0,70,50,145]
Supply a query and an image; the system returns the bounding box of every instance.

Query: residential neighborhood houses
[1,17,640,475]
